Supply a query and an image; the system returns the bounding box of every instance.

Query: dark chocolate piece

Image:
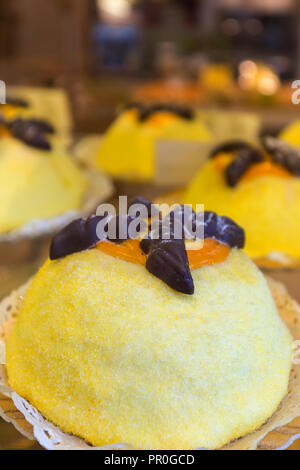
[225,147,263,187]
[122,102,145,114]
[202,211,218,239]
[142,205,200,253]
[141,214,183,254]
[140,219,180,254]
[204,211,245,248]
[262,136,300,177]
[145,209,245,250]
[10,118,52,150]
[215,215,245,249]
[25,118,55,134]
[140,236,155,255]
[140,205,197,294]
[165,205,199,240]
[138,103,194,121]
[123,102,194,122]
[123,102,194,121]
[146,239,194,295]
[50,215,107,260]
[209,140,252,159]
[261,136,282,155]
[50,213,141,260]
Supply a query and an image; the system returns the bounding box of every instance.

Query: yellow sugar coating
[6,248,292,449]
[96,111,211,181]
[0,137,86,233]
[185,160,300,259]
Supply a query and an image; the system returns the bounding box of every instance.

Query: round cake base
[0,277,300,450]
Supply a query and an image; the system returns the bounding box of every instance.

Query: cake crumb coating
[6,249,292,449]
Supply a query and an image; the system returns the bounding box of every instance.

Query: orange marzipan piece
[97,239,146,265]
[187,238,230,270]
[214,152,292,181]
[96,238,229,270]
[124,110,178,128]
[146,112,178,128]
[0,126,11,137]
[213,153,234,172]
[241,160,292,182]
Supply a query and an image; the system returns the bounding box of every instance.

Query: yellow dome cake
[0,117,86,234]
[185,138,300,260]
[2,88,73,141]
[96,103,211,182]
[6,200,292,449]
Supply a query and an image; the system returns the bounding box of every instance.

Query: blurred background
[1,0,300,134]
[1,0,300,450]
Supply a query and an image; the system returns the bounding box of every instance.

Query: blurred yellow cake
[96,102,211,182]
[4,86,72,138]
[185,139,300,260]
[0,119,85,234]
[6,204,292,449]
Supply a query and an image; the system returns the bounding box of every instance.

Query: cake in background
[95,102,212,188]
[0,104,86,235]
[5,87,72,144]
[185,138,300,265]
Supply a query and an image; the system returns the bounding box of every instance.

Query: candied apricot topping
[214,151,292,182]
[146,112,178,128]
[187,238,230,270]
[124,109,139,121]
[96,237,229,270]
[213,153,235,172]
[97,239,147,265]
[241,160,292,182]
[0,126,11,137]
